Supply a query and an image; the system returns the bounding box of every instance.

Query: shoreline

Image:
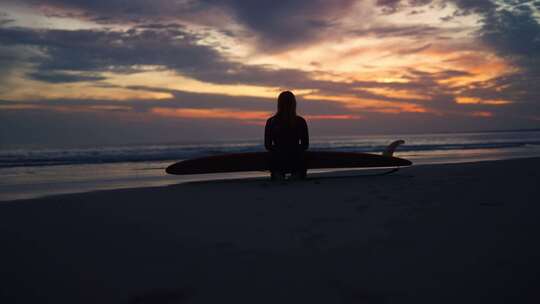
[1,157,539,303]
[2,156,540,202]
[0,156,540,204]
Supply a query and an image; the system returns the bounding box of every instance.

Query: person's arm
[264,118,274,151]
[299,117,309,151]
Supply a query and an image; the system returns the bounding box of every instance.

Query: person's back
[265,115,308,152]
[264,91,309,180]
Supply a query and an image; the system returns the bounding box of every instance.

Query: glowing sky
[1,0,539,146]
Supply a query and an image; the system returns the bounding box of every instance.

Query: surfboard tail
[382,140,405,157]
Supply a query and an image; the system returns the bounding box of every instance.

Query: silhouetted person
[264,91,309,180]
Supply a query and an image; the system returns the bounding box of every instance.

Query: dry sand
[1,158,539,303]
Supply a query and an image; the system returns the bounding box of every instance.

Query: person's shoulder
[295,115,307,124]
[266,115,277,125]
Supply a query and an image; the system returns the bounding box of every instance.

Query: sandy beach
[1,157,539,303]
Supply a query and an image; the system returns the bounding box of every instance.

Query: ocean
[2,130,540,201]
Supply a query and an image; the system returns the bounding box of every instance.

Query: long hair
[276,91,297,126]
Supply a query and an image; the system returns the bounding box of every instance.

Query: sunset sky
[1,0,539,147]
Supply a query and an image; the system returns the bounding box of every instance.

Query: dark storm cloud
[0,25,320,87]
[406,68,473,79]
[28,71,107,83]
[481,5,540,63]
[351,25,450,38]
[194,0,358,49]
[448,0,497,14]
[375,0,498,16]
[475,3,540,107]
[376,0,431,14]
[0,25,222,73]
[21,0,193,22]
[399,0,540,118]
[0,25,257,84]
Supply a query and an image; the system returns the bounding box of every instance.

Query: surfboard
[166,140,412,175]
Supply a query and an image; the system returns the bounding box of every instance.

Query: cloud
[2,20,529,124]
[396,43,432,55]
[0,25,312,86]
[351,24,451,38]
[0,25,220,72]
[480,4,540,64]
[0,23,482,103]
[374,0,497,15]
[0,46,21,83]
[195,0,359,50]
[1,0,539,142]
[448,0,496,15]
[4,0,499,55]
[1,96,532,148]
[0,25,248,85]
[9,0,361,51]
[0,84,356,117]
[398,0,540,121]
[4,0,504,50]
[473,3,540,110]
[27,71,107,83]
[17,0,194,22]
[0,11,14,26]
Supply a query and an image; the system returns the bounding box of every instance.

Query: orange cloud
[305,114,363,120]
[362,87,432,101]
[151,107,272,120]
[0,104,43,110]
[87,105,133,111]
[347,100,428,114]
[470,111,494,118]
[150,107,363,122]
[304,93,429,114]
[456,97,511,105]
[0,103,132,112]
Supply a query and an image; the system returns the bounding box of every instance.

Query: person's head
[277,91,297,123]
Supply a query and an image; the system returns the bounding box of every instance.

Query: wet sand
[1,158,539,303]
